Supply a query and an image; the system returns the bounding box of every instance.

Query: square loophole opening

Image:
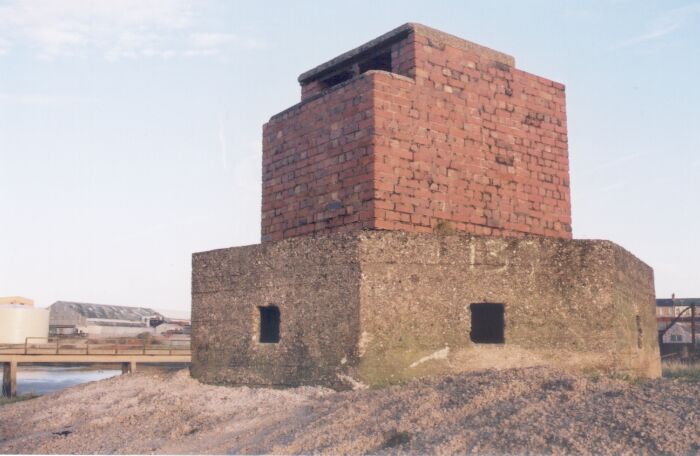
[359,50,392,74]
[258,306,280,343]
[320,70,354,90]
[470,303,505,344]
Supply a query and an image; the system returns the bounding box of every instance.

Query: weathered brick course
[262,23,571,241]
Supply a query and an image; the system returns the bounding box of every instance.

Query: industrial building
[48,301,168,338]
[656,297,700,358]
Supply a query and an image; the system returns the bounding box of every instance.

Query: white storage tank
[0,304,50,344]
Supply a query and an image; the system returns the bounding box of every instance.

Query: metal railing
[0,336,191,356]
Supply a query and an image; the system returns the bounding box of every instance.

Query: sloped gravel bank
[1,366,699,455]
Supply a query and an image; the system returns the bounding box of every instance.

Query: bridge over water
[1,337,191,397]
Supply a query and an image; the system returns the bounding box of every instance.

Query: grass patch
[662,361,700,382]
[0,393,39,406]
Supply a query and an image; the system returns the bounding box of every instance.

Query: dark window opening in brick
[259,306,280,343]
[470,303,505,344]
[359,51,392,74]
[320,70,354,89]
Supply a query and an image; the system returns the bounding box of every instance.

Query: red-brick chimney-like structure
[262,23,571,242]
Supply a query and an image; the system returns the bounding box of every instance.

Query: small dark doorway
[259,306,280,343]
[470,303,505,344]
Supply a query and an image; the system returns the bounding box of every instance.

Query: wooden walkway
[1,337,191,397]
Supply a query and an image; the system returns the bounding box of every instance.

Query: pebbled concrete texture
[191,230,660,389]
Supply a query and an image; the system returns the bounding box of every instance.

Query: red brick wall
[262,75,375,241]
[262,25,571,241]
[372,32,571,238]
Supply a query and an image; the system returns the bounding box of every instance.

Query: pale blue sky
[1,0,698,314]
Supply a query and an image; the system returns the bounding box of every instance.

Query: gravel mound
[1,366,699,454]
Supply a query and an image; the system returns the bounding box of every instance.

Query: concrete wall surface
[191,235,362,389]
[191,231,660,389]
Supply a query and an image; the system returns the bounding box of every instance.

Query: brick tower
[262,23,571,242]
[192,24,660,390]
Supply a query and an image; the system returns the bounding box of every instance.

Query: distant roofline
[297,23,515,85]
[50,300,159,312]
[656,298,700,306]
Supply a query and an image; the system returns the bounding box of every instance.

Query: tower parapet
[262,23,571,242]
